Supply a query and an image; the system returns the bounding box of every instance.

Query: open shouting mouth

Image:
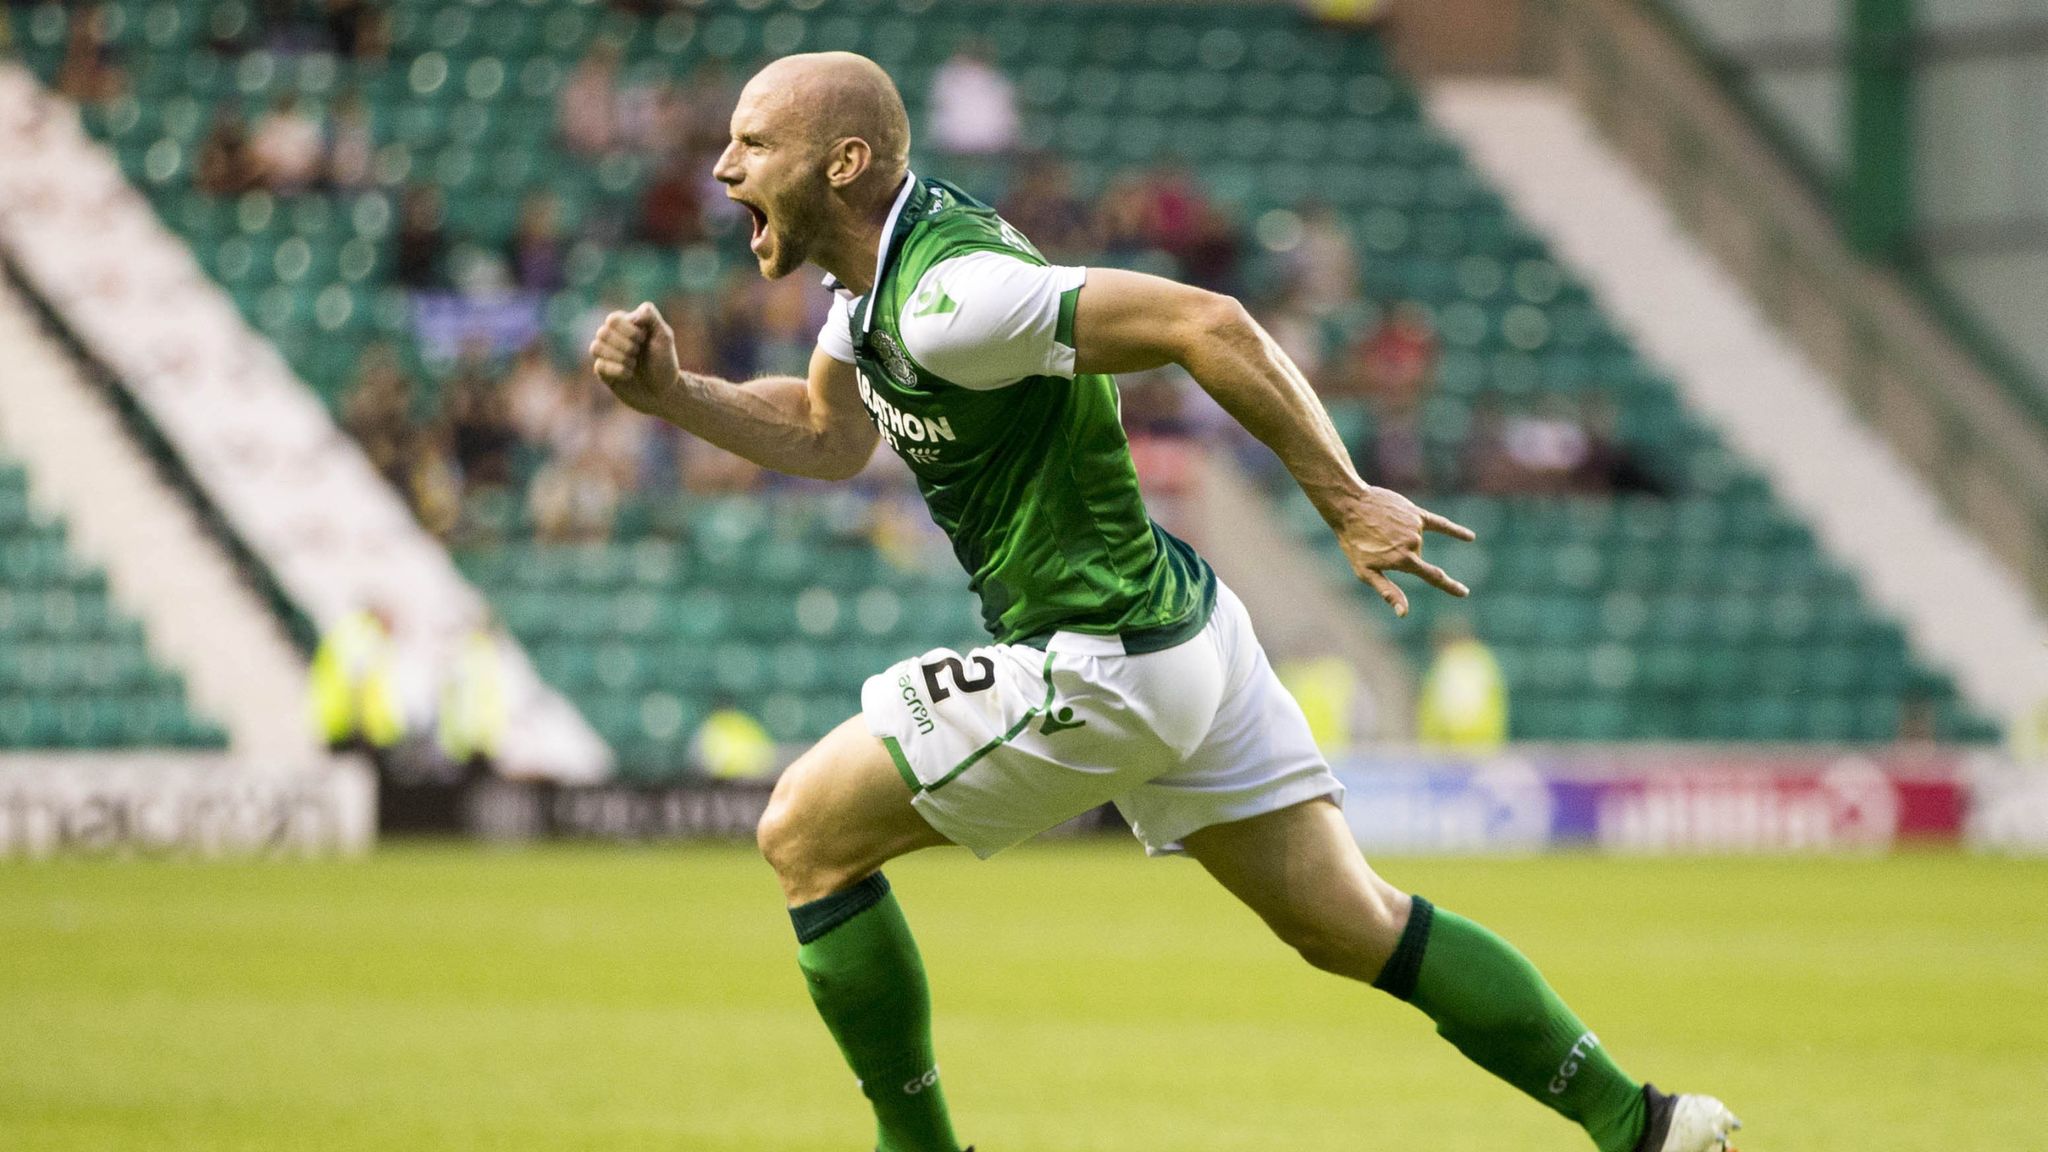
[736,197,769,253]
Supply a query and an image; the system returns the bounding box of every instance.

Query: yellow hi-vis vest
[1278,656,1360,754]
[694,708,777,780]
[1417,638,1508,750]
[438,628,508,764]
[309,610,406,748]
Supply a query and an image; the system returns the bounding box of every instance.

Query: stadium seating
[456,493,983,779]
[10,0,1995,752]
[0,456,227,749]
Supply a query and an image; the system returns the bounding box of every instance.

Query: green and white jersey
[817,173,1215,652]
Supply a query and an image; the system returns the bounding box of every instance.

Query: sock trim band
[1372,894,1435,1001]
[790,872,892,945]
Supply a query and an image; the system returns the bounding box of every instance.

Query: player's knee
[756,796,855,904]
[755,795,807,878]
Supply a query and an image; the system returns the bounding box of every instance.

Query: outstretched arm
[1070,268,1473,616]
[589,302,878,482]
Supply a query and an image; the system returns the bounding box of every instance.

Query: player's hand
[1336,486,1475,617]
[588,301,679,414]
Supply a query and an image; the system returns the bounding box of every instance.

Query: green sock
[791,873,961,1152]
[1375,897,1648,1152]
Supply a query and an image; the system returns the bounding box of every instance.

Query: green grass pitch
[3,842,2045,1151]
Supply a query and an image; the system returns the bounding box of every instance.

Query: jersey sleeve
[816,292,857,365]
[896,251,1087,390]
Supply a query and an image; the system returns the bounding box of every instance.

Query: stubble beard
[759,176,830,280]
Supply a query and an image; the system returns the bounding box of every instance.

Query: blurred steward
[692,699,776,780]
[309,603,407,753]
[1279,655,1376,754]
[437,618,509,774]
[1417,616,1507,750]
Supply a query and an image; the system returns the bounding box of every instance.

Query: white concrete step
[0,273,317,767]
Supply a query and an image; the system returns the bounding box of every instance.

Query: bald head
[716,53,913,281]
[744,52,910,186]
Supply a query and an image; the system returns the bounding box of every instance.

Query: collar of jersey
[849,171,921,336]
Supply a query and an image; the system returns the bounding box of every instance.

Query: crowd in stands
[32,0,1663,545]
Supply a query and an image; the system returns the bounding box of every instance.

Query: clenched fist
[588,302,679,415]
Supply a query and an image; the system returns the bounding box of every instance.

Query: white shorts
[860,582,1344,858]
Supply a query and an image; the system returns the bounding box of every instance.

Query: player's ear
[825,137,872,189]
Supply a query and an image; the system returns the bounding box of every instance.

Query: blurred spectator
[57,7,126,107]
[1179,200,1244,295]
[323,0,367,56]
[349,3,390,63]
[326,88,375,191]
[744,273,825,378]
[1574,396,1667,496]
[249,93,324,193]
[205,2,252,55]
[505,192,570,293]
[678,440,766,494]
[709,271,763,379]
[505,342,577,449]
[394,185,449,289]
[444,344,517,492]
[999,157,1095,262]
[1361,391,1428,493]
[1351,301,1437,408]
[252,0,303,51]
[681,62,740,157]
[619,72,690,160]
[928,42,1018,157]
[639,154,705,247]
[407,419,464,537]
[1500,395,1592,494]
[527,444,620,541]
[342,341,416,491]
[1255,288,1328,389]
[1096,174,1159,267]
[1417,616,1507,750]
[1462,397,1518,494]
[195,108,256,195]
[559,41,623,158]
[1118,371,1193,442]
[1141,165,1206,267]
[666,295,718,379]
[1292,202,1360,317]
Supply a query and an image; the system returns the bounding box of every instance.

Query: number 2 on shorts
[921,655,996,703]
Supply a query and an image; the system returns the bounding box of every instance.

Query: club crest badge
[871,330,916,388]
